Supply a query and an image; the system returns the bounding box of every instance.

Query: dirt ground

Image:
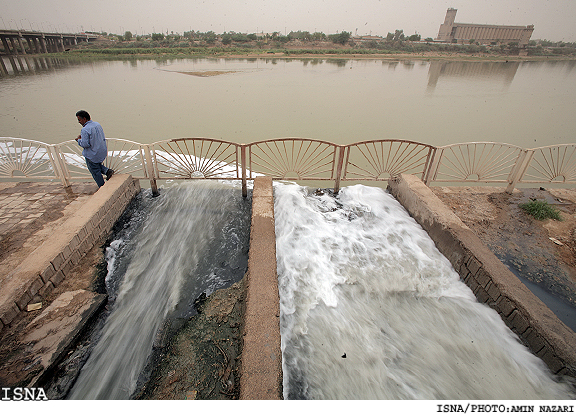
[134,279,246,400]
[431,186,576,311]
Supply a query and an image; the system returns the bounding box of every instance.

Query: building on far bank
[436,8,534,46]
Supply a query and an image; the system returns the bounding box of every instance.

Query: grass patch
[519,199,563,221]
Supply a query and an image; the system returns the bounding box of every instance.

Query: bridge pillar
[40,36,47,53]
[57,35,64,52]
[17,34,27,55]
[9,37,19,54]
[0,58,8,75]
[33,37,41,54]
[1,37,11,55]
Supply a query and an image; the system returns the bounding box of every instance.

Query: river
[1,56,575,149]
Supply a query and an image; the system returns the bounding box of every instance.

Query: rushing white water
[274,183,574,400]
[69,180,249,399]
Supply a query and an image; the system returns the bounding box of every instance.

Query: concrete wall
[0,175,140,333]
[387,174,576,378]
[240,176,283,399]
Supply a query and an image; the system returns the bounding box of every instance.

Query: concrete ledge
[25,289,107,387]
[0,175,140,332]
[240,176,283,400]
[387,174,576,377]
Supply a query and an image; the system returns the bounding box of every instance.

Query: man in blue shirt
[75,110,114,187]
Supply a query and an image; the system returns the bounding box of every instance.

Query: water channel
[66,180,251,399]
[274,183,574,399]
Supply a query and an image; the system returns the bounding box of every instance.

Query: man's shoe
[106,169,114,181]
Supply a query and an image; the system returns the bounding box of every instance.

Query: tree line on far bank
[68,28,576,57]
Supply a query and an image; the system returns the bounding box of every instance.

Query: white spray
[274,183,574,400]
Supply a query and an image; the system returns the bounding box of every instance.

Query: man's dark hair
[76,110,90,120]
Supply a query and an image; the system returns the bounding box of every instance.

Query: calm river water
[1,56,575,148]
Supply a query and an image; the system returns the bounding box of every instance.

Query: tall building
[436,8,534,46]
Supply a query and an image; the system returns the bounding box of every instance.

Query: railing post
[51,144,71,188]
[333,146,346,194]
[506,149,533,194]
[241,145,247,198]
[143,145,159,196]
[424,148,442,186]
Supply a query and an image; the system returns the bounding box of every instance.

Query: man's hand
[76,134,81,142]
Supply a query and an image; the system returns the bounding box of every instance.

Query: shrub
[519,199,562,221]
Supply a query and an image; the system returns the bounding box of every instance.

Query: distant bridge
[0,29,98,55]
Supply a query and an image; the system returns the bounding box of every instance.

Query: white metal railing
[517,145,576,185]
[1,137,575,196]
[0,138,60,181]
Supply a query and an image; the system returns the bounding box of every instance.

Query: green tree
[231,32,249,42]
[311,32,326,41]
[202,31,217,44]
[151,33,164,41]
[329,31,351,45]
[408,34,421,41]
[124,31,133,41]
[222,33,232,45]
[393,29,404,41]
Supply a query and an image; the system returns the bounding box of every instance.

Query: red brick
[40,263,56,283]
[39,282,54,298]
[51,252,65,271]
[495,295,515,318]
[27,276,44,298]
[15,291,31,311]
[50,270,65,287]
[0,302,20,325]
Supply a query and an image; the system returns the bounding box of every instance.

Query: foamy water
[274,183,574,399]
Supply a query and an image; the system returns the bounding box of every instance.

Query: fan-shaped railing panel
[343,139,435,182]
[426,142,526,185]
[150,138,241,180]
[0,138,59,180]
[519,145,576,185]
[54,138,147,186]
[247,138,339,181]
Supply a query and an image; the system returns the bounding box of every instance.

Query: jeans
[85,157,109,187]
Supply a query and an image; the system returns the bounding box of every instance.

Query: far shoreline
[25,48,576,62]
[12,36,573,62]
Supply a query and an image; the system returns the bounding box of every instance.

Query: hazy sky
[1,0,575,41]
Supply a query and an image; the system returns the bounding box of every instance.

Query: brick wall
[387,174,576,378]
[0,175,140,333]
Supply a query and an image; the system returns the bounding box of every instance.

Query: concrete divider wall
[0,175,140,333]
[387,174,576,378]
[240,176,283,400]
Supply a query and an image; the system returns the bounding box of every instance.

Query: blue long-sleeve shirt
[77,120,108,163]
